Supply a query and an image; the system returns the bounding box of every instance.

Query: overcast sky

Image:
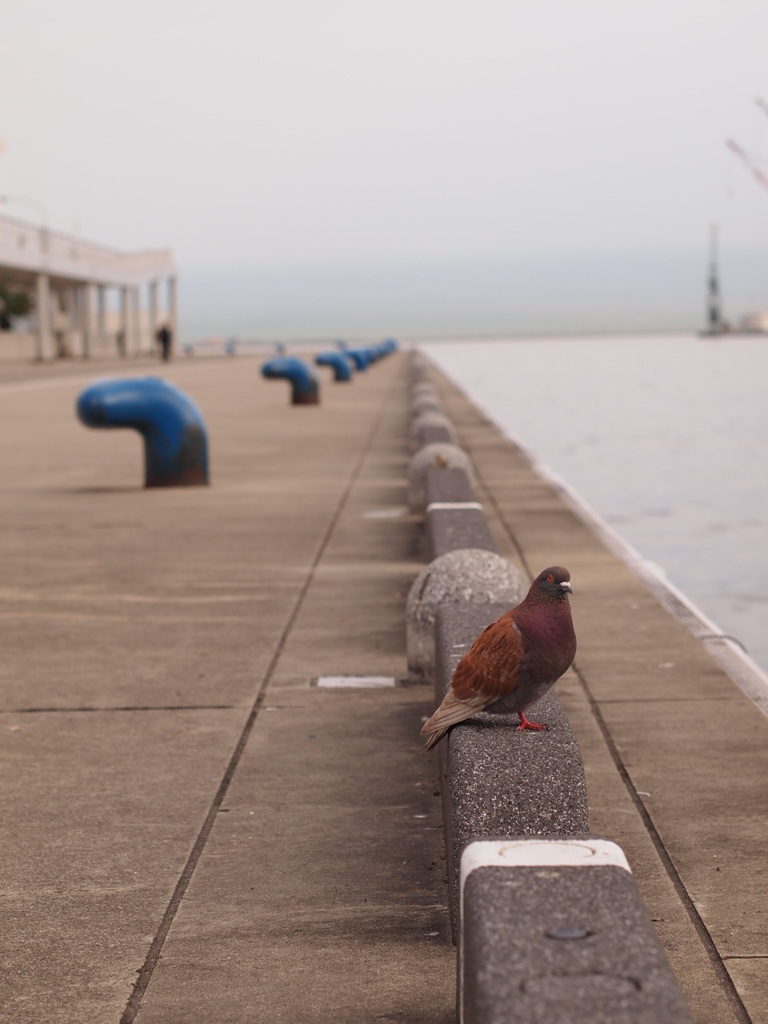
[3,0,768,338]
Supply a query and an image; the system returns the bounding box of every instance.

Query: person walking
[156,323,172,361]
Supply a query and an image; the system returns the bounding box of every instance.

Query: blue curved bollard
[261,357,320,405]
[315,351,353,382]
[345,348,371,371]
[77,377,209,487]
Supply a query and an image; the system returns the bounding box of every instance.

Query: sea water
[422,333,768,675]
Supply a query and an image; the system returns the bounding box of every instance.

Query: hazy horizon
[3,1,768,341]
[178,246,768,342]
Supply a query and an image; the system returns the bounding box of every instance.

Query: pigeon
[420,566,576,750]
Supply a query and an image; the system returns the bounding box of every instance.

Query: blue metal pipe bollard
[345,348,371,371]
[315,351,353,382]
[261,357,320,405]
[76,377,209,487]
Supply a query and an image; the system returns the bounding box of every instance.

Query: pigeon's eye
[547,573,554,582]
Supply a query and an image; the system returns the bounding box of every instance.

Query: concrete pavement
[1,348,767,1023]
[0,352,454,1023]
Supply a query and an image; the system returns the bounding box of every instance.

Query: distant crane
[726,138,768,193]
[726,98,768,193]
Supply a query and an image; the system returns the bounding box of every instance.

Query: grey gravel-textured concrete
[427,508,496,561]
[424,465,477,506]
[434,604,589,939]
[0,351,455,1024]
[410,394,443,417]
[462,862,693,1024]
[410,410,458,446]
[415,422,457,449]
[405,550,527,681]
[410,383,440,403]
[407,442,475,511]
[424,466,495,559]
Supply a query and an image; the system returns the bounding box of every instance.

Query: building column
[62,288,77,357]
[81,284,93,359]
[96,285,107,353]
[118,286,128,356]
[167,275,178,351]
[131,286,141,354]
[148,280,158,356]
[35,273,54,361]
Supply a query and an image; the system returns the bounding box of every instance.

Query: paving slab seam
[2,704,236,714]
[567,663,752,1024]
[118,370,402,1024]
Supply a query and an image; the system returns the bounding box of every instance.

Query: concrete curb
[406,550,526,682]
[424,465,496,559]
[435,603,589,940]
[407,442,475,512]
[407,352,693,1021]
[410,410,458,447]
[459,838,693,1024]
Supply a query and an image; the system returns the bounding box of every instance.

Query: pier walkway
[0,351,766,1023]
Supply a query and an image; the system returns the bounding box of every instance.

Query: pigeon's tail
[421,725,449,752]
[420,689,491,751]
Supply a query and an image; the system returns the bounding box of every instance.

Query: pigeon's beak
[559,581,572,594]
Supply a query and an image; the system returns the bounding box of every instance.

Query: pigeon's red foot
[517,711,547,731]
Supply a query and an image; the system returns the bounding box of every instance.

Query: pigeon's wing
[450,614,526,702]
[420,615,528,751]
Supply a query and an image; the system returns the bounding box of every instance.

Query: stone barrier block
[409,407,456,444]
[424,465,495,558]
[460,838,693,1024]
[410,394,443,418]
[434,603,589,939]
[424,465,477,504]
[410,353,433,384]
[410,382,440,405]
[406,553,526,682]
[416,424,455,448]
[427,507,495,560]
[407,443,475,512]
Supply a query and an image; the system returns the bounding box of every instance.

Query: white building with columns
[0,212,176,361]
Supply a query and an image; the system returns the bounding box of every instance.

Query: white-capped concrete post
[459,838,693,1023]
[34,272,53,361]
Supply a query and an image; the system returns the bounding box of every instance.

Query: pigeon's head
[532,565,572,601]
